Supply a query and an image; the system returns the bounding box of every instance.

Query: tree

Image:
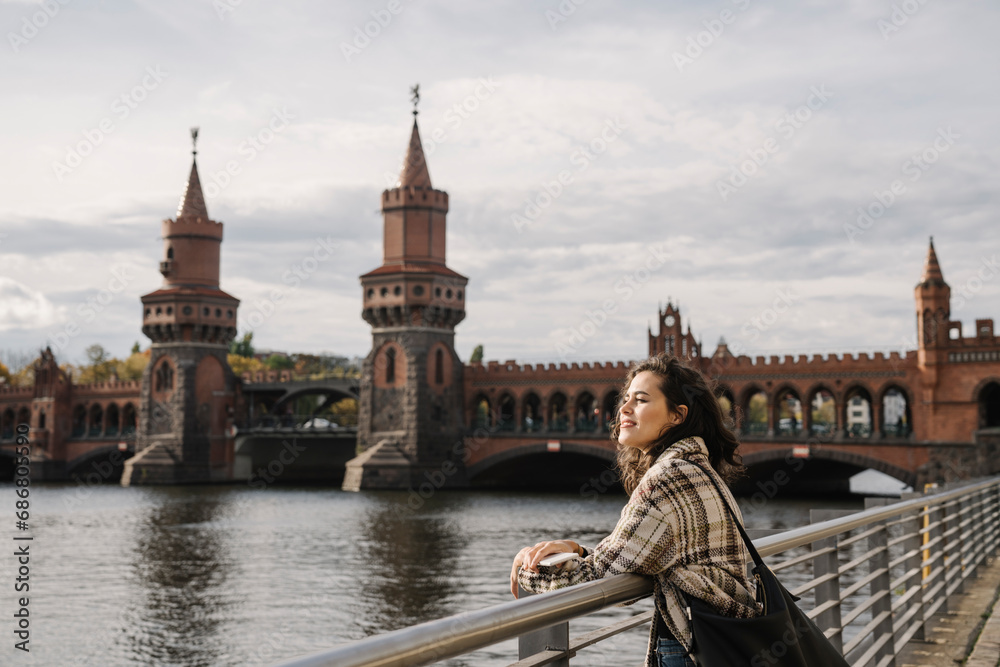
[76,345,116,384]
[228,354,264,377]
[470,344,484,363]
[115,349,150,382]
[265,354,295,370]
[0,361,10,385]
[230,332,255,358]
[131,341,142,355]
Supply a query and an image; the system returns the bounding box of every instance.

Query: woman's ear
[674,405,689,425]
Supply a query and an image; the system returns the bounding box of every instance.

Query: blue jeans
[656,638,695,667]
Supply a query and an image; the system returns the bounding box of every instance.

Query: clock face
[665,315,676,326]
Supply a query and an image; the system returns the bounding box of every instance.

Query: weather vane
[190,127,199,156]
[410,84,420,116]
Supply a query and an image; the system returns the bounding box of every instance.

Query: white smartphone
[539,552,580,567]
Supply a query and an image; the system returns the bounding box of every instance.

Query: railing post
[942,489,964,602]
[865,497,895,667]
[809,509,854,653]
[899,491,927,644]
[517,585,570,666]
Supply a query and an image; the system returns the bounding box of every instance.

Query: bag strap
[678,459,765,568]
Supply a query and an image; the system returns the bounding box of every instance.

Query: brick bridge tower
[123,129,240,485]
[344,110,469,491]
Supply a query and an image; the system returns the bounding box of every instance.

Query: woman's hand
[509,540,582,598]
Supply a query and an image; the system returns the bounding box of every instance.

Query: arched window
[38,410,46,430]
[810,388,836,435]
[105,403,120,436]
[844,387,873,438]
[523,393,542,432]
[775,388,803,436]
[882,387,911,437]
[498,394,516,431]
[435,349,444,384]
[88,404,104,438]
[71,405,86,438]
[474,395,492,428]
[549,392,568,432]
[1,409,15,439]
[167,246,174,260]
[122,404,137,436]
[155,361,174,392]
[743,389,767,436]
[385,347,396,383]
[575,392,598,432]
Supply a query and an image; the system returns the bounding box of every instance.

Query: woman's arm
[515,475,680,596]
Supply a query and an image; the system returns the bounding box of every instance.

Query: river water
[0,477,896,666]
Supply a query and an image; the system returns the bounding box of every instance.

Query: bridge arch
[601,390,618,432]
[472,393,493,428]
[975,378,1000,428]
[741,448,916,488]
[467,441,617,488]
[1,408,15,439]
[65,444,133,482]
[573,389,600,432]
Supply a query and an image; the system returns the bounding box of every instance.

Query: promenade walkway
[896,555,1000,667]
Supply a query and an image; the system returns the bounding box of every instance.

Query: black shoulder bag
[681,461,850,667]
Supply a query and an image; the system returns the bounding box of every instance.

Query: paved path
[895,555,1000,667]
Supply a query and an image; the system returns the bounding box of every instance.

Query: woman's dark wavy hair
[611,354,745,494]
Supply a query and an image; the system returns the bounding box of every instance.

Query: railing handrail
[272,475,1000,667]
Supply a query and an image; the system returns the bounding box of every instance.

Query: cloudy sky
[1,0,998,369]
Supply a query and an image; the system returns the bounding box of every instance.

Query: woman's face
[618,370,685,451]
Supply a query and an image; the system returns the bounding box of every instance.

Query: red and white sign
[792,445,810,459]
[547,440,561,452]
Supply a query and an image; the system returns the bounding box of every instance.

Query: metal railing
[273,476,1000,667]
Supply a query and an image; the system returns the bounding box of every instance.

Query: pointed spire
[177,127,209,220]
[398,119,432,189]
[922,236,945,284]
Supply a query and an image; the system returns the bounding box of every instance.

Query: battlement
[73,380,143,395]
[382,187,449,212]
[467,359,630,378]
[710,349,918,372]
[162,216,223,241]
[0,385,32,398]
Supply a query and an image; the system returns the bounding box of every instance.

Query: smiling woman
[511,354,756,667]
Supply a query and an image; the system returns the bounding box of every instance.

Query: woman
[510,355,760,667]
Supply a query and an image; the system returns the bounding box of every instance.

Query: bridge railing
[272,476,1000,667]
[238,414,357,431]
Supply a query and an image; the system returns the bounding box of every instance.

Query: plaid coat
[517,436,760,666]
